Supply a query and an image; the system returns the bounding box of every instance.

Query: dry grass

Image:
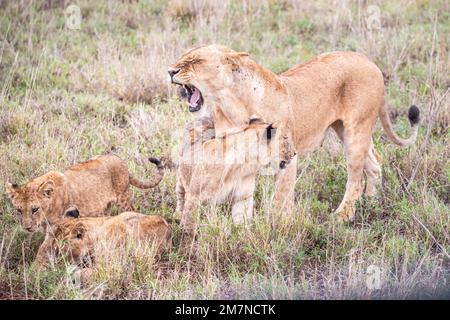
[0,0,449,299]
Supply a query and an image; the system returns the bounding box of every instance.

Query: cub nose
[279,160,287,169]
[168,68,180,81]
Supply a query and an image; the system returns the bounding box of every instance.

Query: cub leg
[364,141,382,197]
[117,189,134,212]
[35,232,56,266]
[273,154,298,215]
[231,197,254,225]
[175,178,185,219]
[180,196,198,251]
[335,126,372,222]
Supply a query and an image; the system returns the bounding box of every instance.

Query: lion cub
[6,155,164,264]
[6,154,164,234]
[38,207,171,266]
[175,115,296,237]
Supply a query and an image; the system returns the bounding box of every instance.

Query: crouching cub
[39,208,171,266]
[176,115,296,237]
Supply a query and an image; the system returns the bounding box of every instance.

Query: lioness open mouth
[178,84,204,112]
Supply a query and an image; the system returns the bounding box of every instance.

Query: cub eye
[76,232,82,240]
[16,208,23,214]
[32,207,39,215]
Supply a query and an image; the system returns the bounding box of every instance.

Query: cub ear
[73,222,86,239]
[249,114,263,125]
[270,120,281,129]
[266,122,279,140]
[6,182,19,198]
[38,180,55,198]
[64,207,80,219]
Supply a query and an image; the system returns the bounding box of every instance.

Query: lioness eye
[76,232,82,240]
[32,207,39,215]
[17,208,22,214]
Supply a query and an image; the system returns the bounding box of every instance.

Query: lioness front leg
[273,154,297,215]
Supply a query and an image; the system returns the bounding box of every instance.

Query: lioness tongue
[189,87,200,107]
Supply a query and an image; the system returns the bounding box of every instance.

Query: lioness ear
[39,180,55,198]
[266,123,279,140]
[225,52,248,71]
[64,207,80,219]
[6,182,19,198]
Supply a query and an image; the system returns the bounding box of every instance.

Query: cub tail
[129,157,164,189]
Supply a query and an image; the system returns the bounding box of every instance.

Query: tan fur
[175,116,296,239]
[6,154,164,233]
[38,211,171,266]
[170,45,420,221]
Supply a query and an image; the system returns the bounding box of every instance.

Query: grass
[0,0,449,299]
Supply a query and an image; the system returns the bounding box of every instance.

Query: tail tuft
[408,105,420,125]
[148,157,163,169]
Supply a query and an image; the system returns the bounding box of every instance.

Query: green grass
[0,0,449,299]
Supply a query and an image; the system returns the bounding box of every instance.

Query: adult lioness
[38,208,171,266]
[175,115,296,238]
[169,45,420,221]
[6,154,164,233]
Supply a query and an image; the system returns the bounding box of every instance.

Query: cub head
[245,115,296,169]
[6,173,62,233]
[52,207,92,266]
[168,44,248,113]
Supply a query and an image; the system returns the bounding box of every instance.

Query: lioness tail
[379,105,420,146]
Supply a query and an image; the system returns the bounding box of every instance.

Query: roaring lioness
[38,208,171,266]
[6,154,164,233]
[169,45,420,221]
[175,115,296,237]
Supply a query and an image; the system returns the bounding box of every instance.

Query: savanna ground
[0,0,449,299]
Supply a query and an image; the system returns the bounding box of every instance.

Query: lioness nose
[168,68,180,80]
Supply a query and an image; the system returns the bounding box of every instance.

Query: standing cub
[176,116,296,237]
[6,154,164,233]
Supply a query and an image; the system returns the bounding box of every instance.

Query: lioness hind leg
[364,141,382,197]
[335,127,372,222]
[117,189,134,212]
